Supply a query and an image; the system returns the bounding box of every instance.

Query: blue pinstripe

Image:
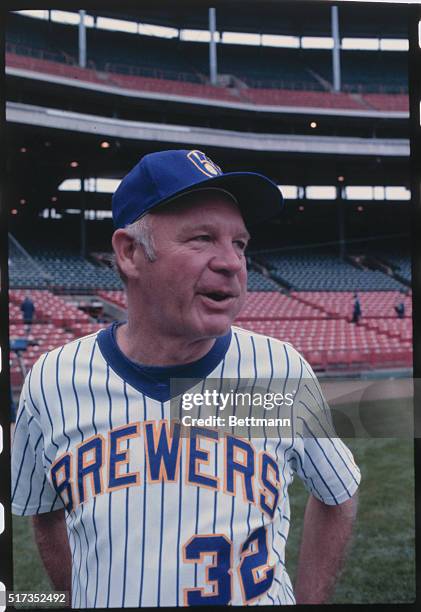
[212,357,226,534]
[56,346,71,450]
[27,366,40,415]
[71,341,83,441]
[229,332,242,543]
[297,405,359,485]
[22,433,43,512]
[138,394,147,606]
[157,401,165,606]
[122,382,130,607]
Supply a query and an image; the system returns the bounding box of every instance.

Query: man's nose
[209,243,244,274]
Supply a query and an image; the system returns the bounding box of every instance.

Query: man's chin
[199,315,234,339]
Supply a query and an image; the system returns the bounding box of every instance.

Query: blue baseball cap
[112,149,283,229]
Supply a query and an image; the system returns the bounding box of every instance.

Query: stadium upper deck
[6,10,408,102]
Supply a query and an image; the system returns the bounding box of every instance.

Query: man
[352,293,361,324]
[12,149,360,607]
[20,294,35,333]
[395,290,406,319]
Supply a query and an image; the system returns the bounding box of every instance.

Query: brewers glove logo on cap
[187,150,222,177]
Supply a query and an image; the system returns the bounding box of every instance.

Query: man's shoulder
[231,324,305,361]
[29,328,104,378]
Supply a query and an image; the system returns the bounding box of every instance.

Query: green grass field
[13,434,415,604]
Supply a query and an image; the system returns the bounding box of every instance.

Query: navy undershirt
[97,321,232,402]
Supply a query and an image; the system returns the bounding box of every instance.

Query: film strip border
[0,14,13,610]
[409,3,421,609]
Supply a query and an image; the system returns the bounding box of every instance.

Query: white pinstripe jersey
[12,323,360,607]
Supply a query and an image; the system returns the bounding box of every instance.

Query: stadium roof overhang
[6,103,410,217]
[86,4,408,38]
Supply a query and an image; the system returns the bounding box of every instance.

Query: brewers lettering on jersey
[12,150,360,608]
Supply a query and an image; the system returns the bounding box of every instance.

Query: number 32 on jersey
[182,525,274,605]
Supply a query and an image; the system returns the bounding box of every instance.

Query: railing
[343,82,407,95]
[6,41,77,66]
[103,61,204,84]
[242,76,324,91]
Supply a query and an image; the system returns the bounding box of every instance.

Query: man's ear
[112,229,141,281]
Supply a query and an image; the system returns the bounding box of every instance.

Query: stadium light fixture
[310,121,318,129]
[342,38,380,51]
[96,179,121,193]
[100,141,111,149]
[19,147,27,153]
[380,38,409,52]
[278,185,298,199]
[180,29,221,43]
[70,161,79,168]
[59,179,80,191]
[385,186,411,201]
[50,10,80,25]
[357,206,364,212]
[298,205,305,212]
[301,37,334,49]
[19,199,26,205]
[97,16,137,34]
[222,32,261,46]
[306,186,337,200]
[11,209,18,215]
[95,210,113,219]
[373,186,385,200]
[51,196,58,202]
[261,34,299,48]
[337,176,345,183]
[138,23,178,39]
[346,186,373,200]
[58,177,121,193]
[14,10,48,20]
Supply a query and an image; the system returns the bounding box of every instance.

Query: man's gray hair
[124,214,157,262]
[112,214,156,284]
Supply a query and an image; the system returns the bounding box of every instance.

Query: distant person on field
[20,294,35,333]
[394,293,405,319]
[352,293,361,324]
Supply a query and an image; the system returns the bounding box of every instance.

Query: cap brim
[146,172,284,227]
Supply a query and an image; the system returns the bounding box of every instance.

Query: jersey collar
[97,321,232,402]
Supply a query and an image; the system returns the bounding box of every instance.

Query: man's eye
[193,235,211,242]
[234,240,247,250]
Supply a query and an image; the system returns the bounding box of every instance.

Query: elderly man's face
[132,192,249,341]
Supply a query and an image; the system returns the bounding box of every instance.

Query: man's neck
[115,321,216,367]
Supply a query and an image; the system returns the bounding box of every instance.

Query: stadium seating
[8,285,413,385]
[9,289,92,325]
[97,290,127,309]
[237,317,412,370]
[106,71,237,101]
[8,247,123,291]
[305,50,407,94]
[292,290,413,319]
[257,249,407,291]
[242,88,366,110]
[235,292,325,320]
[361,93,409,112]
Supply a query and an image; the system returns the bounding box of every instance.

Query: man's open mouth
[201,291,235,302]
